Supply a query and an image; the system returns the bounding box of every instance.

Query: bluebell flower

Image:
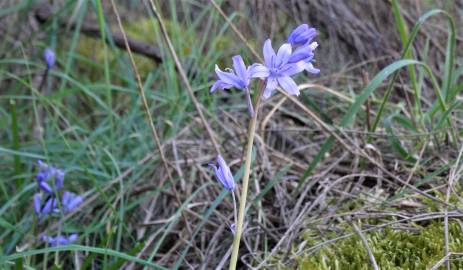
[211,55,262,116]
[287,24,320,75]
[33,193,56,218]
[41,234,78,247]
[43,48,55,69]
[53,168,65,190]
[288,24,317,46]
[229,223,236,235]
[33,193,42,215]
[210,55,253,93]
[35,160,64,194]
[251,39,306,99]
[210,155,235,190]
[36,160,50,182]
[289,42,320,75]
[61,191,83,213]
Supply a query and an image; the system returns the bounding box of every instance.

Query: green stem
[229,86,263,270]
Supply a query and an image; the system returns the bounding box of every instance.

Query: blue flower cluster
[210,24,319,100]
[34,160,83,246]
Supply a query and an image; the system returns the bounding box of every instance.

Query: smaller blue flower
[33,193,42,215]
[53,168,65,190]
[35,160,65,194]
[43,48,55,69]
[211,55,265,116]
[41,234,78,247]
[61,191,83,213]
[288,24,317,46]
[210,55,253,93]
[36,160,50,182]
[229,223,236,234]
[210,155,235,190]
[290,42,320,75]
[33,193,57,218]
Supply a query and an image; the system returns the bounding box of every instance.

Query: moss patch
[296,221,463,270]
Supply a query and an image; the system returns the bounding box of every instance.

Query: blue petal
[43,48,56,69]
[297,61,320,74]
[249,63,270,78]
[215,65,243,89]
[62,191,83,213]
[33,193,42,215]
[288,24,308,45]
[263,39,276,68]
[54,169,64,190]
[279,63,305,77]
[42,198,54,215]
[57,236,70,246]
[288,45,314,64]
[305,62,320,74]
[288,24,316,46]
[215,155,235,190]
[263,77,278,99]
[210,80,233,93]
[39,181,53,193]
[68,234,78,243]
[275,44,292,67]
[277,76,299,96]
[36,171,49,182]
[68,196,83,212]
[217,155,227,170]
[232,55,248,82]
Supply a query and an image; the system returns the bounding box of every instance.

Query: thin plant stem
[55,215,61,266]
[244,88,255,117]
[229,85,263,270]
[231,190,237,226]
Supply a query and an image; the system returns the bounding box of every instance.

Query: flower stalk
[229,85,263,270]
[208,23,319,269]
[244,88,255,117]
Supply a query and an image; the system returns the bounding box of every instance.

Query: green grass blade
[384,114,417,162]
[9,100,21,182]
[391,0,420,117]
[0,245,168,269]
[370,9,452,134]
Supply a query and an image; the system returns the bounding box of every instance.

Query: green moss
[69,16,240,81]
[295,221,463,270]
[72,18,159,80]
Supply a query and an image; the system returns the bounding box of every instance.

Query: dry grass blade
[108,0,176,194]
[430,253,463,270]
[352,222,379,270]
[148,0,221,155]
[209,0,261,62]
[298,83,355,104]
